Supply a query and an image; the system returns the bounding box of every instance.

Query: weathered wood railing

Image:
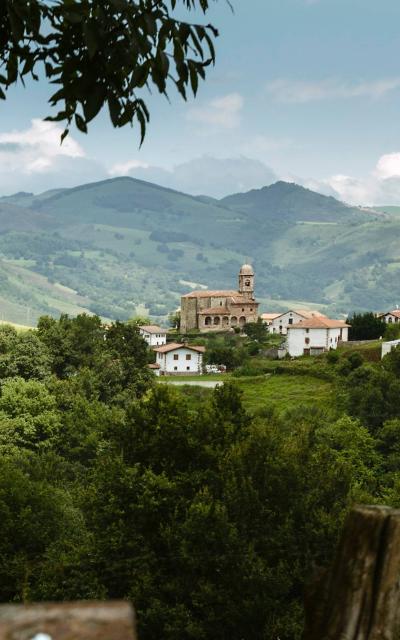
[1,506,400,640]
[0,601,137,640]
[303,505,400,640]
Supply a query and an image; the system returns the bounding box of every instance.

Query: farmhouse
[269,309,328,335]
[180,264,259,333]
[286,317,349,357]
[139,325,167,347]
[379,310,400,324]
[154,343,205,375]
[260,312,281,327]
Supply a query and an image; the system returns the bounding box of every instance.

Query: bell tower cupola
[238,264,255,300]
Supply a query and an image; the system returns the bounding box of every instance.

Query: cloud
[186,93,244,129]
[0,119,106,195]
[109,155,276,198]
[266,78,400,103]
[292,153,400,206]
[108,159,150,177]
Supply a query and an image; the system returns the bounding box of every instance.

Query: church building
[180,264,259,333]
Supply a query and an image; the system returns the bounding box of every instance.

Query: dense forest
[0,316,400,639]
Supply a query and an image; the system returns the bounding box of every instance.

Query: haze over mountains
[0,177,398,326]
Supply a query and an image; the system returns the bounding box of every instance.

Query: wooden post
[304,505,400,640]
[0,601,137,640]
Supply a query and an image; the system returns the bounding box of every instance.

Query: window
[186,354,191,361]
[173,354,179,360]
[305,338,310,345]
[186,366,190,371]
[288,318,293,324]
[174,366,178,371]
[306,328,310,333]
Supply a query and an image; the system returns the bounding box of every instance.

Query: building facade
[379,310,400,324]
[286,317,349,357]
[269,309,328,336]
[154,343,205,375]
[180,265,259,333]
[139,325,167,347]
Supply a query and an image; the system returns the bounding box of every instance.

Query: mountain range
[0,177,398,325]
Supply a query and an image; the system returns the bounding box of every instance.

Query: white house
[260,312,281,327]
[286,317,349,357]
[379,310,400,325]
[382,339,400,359]
[153,343,206,375]
[139,325,167,347]
[269,309,328,335]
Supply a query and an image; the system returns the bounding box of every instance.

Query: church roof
[198,306,230,315]
[239,264,254,275]
[182,290,238,299]
[380,310,400,318]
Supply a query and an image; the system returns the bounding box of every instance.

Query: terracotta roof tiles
[139,325,166,334]
[154,343,206,354]
[289,318,350,329]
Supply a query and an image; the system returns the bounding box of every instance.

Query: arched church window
[205,316,212,326]
[213,317,220,325]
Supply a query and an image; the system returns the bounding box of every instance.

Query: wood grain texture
[304,505,400,640]
[0,601,136,640]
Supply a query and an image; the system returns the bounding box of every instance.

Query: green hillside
[0,177,398,325]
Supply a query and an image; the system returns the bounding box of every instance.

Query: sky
[2,0,400,203]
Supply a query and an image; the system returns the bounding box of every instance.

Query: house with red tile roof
[379,309,400,325]
[286,316,350,357]
[153,343,206,375]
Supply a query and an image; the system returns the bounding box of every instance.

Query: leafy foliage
[0,0,220,141]
[347,312,386,340]
[0,316,398,639]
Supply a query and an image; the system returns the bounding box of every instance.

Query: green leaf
[75,113,88,133]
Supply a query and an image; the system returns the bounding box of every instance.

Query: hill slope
[0,177,398,324]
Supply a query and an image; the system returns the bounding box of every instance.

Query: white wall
[382,339,400,358]
[270,311,312,335]
[382,313,400,325]
[157,348,203,374]
[140,330,167,347]
[287,326,348,357]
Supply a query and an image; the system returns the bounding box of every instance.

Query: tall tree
[0,1,221,141]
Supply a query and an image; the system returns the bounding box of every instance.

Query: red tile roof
[154,343,206,354]
[381,310,400,319]
[139,325,166,334]
[275,309,328,320]
[289,318,350,329]
[182,290,238,298]
[198,306,230,315]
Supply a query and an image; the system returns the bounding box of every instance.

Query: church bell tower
[238,264,255,300]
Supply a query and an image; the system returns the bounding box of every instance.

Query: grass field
[160,370,333,414]
[236,373,333,413]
